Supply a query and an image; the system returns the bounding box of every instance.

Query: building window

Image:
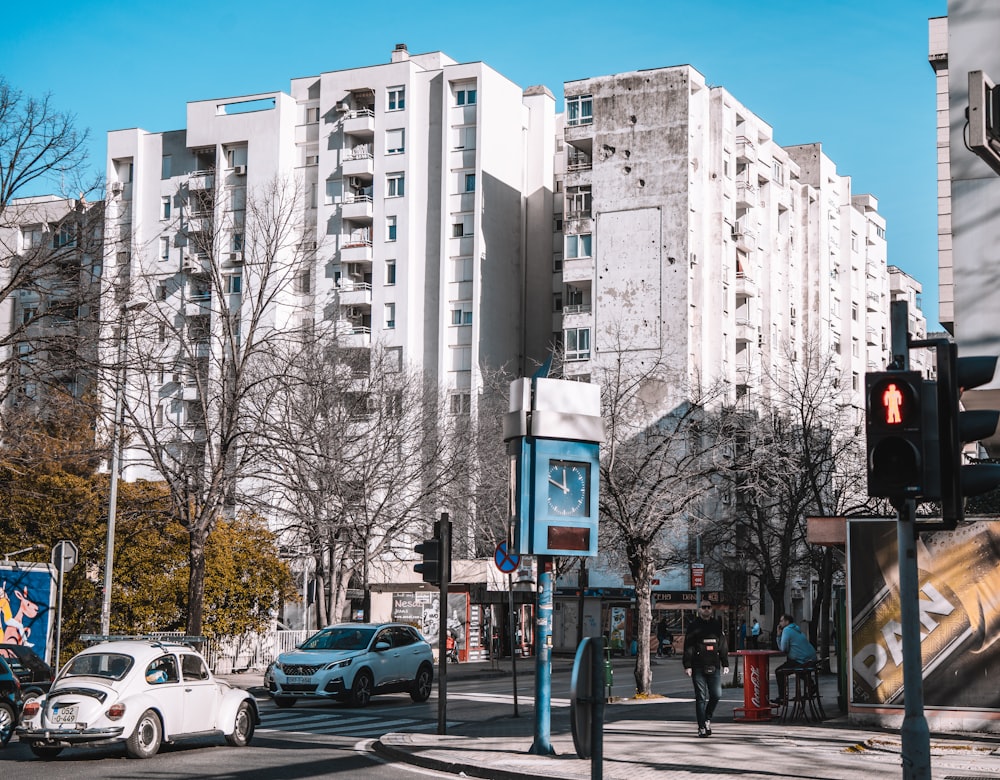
[772,160,785,185]
[876,225,885,239]
[566,95,593,126]
[387,86,405,111]
[386,128,405,154]
[295,269,311,294]
[161,154,172,179]
[232,232,244,252]
[157,283,167,301]
[226,274,242,294]
[565,233,592,259]
[454,125,476,150]
[553,253,563,272]
[306,106,320,123]
[53,224,75,248]
[159,237,170,261]
[449,392,471,415]
[851,302,858,322]
[553,293,563,312]
[225,146,248,168]
[456,88,477,106]
[464,173,476,192]
[564,327,591,360]
[553,218,563,232]
[386,173,405,198]
[386,260,396,285]
[160,196,171,220]
[21,307,36,325]
[565,186,592,218]
[386,215,397,241]
[383,302,396,329]
[452,213,474,237]
[451,303,473,325]
[305,153,319,166]
[21,226,43,250]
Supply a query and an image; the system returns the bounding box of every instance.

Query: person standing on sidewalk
[683,600,729,738]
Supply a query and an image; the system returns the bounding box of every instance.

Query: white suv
[266,623,433,708]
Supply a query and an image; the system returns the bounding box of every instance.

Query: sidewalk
[222,658,1000,779]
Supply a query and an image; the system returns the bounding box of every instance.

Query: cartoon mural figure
[0,583,40,646]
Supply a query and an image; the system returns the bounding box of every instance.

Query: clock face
[547,460,590,517]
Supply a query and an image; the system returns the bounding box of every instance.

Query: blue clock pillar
[503,373,603,756]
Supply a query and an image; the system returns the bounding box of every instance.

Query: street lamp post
[100,300,146,637]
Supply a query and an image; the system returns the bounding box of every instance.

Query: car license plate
[287,675,313,685]
[53,705,78,724]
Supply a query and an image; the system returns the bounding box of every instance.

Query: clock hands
[547,467,569,493]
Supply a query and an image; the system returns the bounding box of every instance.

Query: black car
[0,656,21,747]
[0,644,52,704]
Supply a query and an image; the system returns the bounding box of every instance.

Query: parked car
[0,655,22,747]
[0,644,53,704]
[17,638,259,759]
[265,622,433,708]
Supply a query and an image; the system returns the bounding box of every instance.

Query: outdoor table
[733,649,783,721]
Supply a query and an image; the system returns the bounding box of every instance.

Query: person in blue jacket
[772,613,817,704]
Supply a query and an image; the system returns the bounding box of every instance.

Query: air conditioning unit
[347,263,363,278]
[234,165,247,176]
[172,373,182,384]
[182,255,197,272]
[110,182,124,195]
[335,101,350,113]
[348,177,363,188]
[347,306,363,318]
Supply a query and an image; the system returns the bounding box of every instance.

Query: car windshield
[300,627,375,651]
[63,652,134,680]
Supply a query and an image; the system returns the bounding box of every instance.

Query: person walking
[656,616,671,658]
[683,600,729,737]
[772,613,818,704]
[749,617,761,649]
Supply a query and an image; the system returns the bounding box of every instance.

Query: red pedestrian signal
[866,372,930,499]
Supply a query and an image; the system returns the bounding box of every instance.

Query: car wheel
[225,701,255,747]
[0,701,14,747]
[273,696,297,708]
[29,744,63,759]
[125,709,162,759]
[349,670,373,707]
[410,663,433,702]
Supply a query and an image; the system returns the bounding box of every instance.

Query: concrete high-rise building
[556,66,898,418]
[103,45,555,481]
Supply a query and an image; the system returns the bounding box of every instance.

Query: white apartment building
[103,45,555,484]
[556,66,894,418]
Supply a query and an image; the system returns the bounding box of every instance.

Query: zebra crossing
[256,701,455,739]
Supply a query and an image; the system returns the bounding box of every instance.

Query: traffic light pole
[437,515,450,735]
[894,497,931,780]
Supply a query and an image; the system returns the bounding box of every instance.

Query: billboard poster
[392,592,469,650]
[848,520,1000,710]
[0,562,57,665]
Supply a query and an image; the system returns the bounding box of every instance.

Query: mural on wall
[848,520,1000,710]
[0,563,56,664]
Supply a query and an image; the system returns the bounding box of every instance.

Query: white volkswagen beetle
[17,638,259,759]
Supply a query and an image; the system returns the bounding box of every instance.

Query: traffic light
[936,343,1000,527]
[413,537,441,585]
[866,371,935,500]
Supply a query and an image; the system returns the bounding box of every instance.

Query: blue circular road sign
[494,541,520,573]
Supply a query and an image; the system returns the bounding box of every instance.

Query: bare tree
[719,336,866,659]
[246,331,473,627]
[594,344,733,695]
[116,175,309,635]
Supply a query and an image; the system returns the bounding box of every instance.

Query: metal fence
[151,630,308,674]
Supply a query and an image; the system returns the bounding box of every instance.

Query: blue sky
[2,0,946,326]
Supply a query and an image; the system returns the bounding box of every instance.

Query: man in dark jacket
[683,600,729,737]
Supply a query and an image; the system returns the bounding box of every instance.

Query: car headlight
[325,658,352,671]
[272,661,283,672]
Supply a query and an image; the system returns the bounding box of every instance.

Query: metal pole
[529,555,555,755]
[590,635,604,780]
[100,325,126,637]
[897,498,931,779]
[437,514,450,735]
[54,551,65,671]
[508,570,519,717]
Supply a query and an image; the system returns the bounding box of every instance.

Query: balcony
[340,238,373,263]
[736,179,757,208]
[566,151,592,173]
[562,255,594,284]
[188,170,215,191]
[185,297,211,317]
[735,272,757,298]
[343,109,375,137]
[185,213,214,233]
[336,321,372,347]
[342,145,374,178]
[181,253,211,275]
[732,222,757,250]
[736,135,757,163]
[562,303,592,315]
[338,281,372,306]
[735,316,758,344]
[342,194,373,222]
[866,290,881,311]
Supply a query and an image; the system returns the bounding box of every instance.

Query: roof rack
[79,634,206,649]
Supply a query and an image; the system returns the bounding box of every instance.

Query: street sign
[494,541,520,573]
[51,540,78,573]
[691,563,705,589]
